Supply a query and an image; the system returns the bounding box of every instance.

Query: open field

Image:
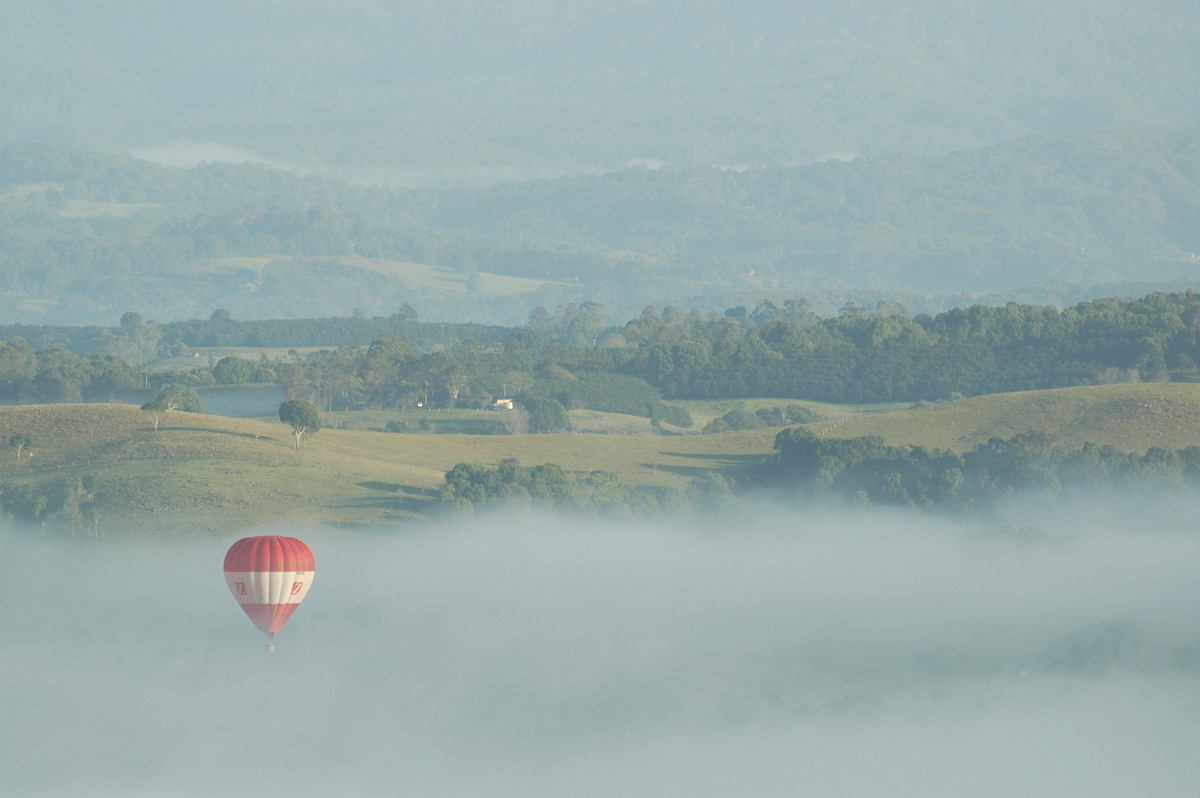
[328,407,677,436]
[0,182,159,216]
[59,199,160,218]
[4,382,1200,538]
[341,254,559,296]
[199,254,561,297]
[0,181,61,201]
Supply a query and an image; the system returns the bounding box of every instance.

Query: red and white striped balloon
[224,535,315,649]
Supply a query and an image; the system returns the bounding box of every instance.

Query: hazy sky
[5,1,1199,184]
[3,496,1199,797]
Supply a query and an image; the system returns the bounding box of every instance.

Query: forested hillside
[1,129,1198,327]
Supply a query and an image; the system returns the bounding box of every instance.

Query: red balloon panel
[224,535,315,573]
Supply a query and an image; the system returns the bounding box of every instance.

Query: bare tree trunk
[502,408,529,435]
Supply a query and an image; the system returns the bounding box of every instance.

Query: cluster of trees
[760,428,1200,511]
[210,353,276,385]
[438,458,723,517]
[0,339,142,403]
[702,404,822,433]
[270,332,691,430]
[0,475,100,535]
[519,370,693,428]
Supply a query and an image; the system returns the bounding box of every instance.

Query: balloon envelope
[224,535,315,641]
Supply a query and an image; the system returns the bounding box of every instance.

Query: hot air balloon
[224,535,315,651]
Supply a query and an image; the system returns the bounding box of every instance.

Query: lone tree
[148,384,208,413]
[279,399,321,450]
[141,385,207,433]
[140,398,168,434]
[9,433,31,460]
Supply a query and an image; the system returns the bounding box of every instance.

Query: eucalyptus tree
[279,399,321,450]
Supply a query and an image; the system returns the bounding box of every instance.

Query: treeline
[599,291,1200,402]
[0,307,509,362]
[253,290,1200,427]
[758,427,1200,512]
[161,307,509,349]
[258,290,1200,415]
[6,290,1200,412]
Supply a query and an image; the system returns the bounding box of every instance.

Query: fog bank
[2,501,1199,797]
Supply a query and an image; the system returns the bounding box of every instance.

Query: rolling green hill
[808,383,1200,454]
[4,382,1199,538]
[0,403,777,538]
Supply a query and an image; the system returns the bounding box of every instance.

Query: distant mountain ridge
[3,1,1198,178]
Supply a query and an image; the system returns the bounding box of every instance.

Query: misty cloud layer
[3,499,1199,797]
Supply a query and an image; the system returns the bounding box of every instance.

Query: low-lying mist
[3,496,1199,797]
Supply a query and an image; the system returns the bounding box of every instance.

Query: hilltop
[805,383,1200,454]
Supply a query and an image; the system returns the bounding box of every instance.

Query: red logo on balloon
[291,581,304,595]
[235,581,247,595]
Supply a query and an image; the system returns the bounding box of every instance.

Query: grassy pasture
[5,383,1200,538]
[59,199,160,218]
[0,403,777,537]
[1,182,160,216]
[342,254,558,296]
[1,182,158,216]
[0,181,60,201]
[807,383,1200,454]
[328,407,667,436]
[200,254,560,297]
